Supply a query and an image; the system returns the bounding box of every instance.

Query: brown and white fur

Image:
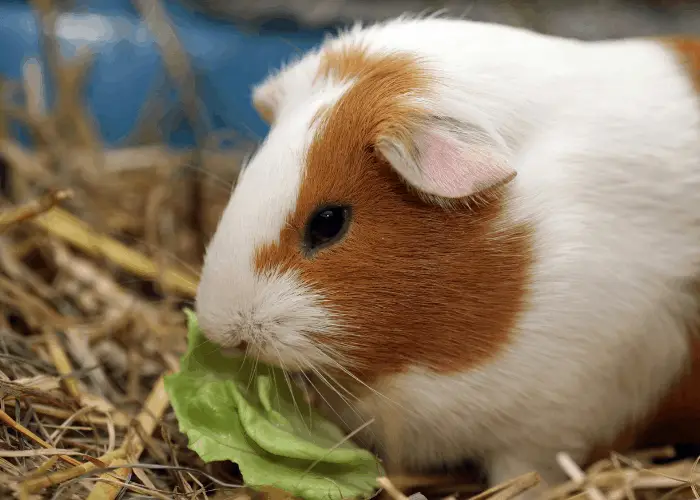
[195,15,700,495]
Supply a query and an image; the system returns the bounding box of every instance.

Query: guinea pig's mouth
[216,343,318,405]
[218,341,310,375]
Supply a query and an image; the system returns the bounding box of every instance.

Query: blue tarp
[0,0,333,148]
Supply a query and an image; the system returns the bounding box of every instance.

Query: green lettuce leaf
[165,309,383,500]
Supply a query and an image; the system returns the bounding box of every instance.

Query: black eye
[305,205,351,251]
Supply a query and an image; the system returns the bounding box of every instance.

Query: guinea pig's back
[473,34,700,457]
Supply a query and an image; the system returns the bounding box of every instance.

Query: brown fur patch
[310,104,330,129]
[316,44,380,83]
[255,46,533,382]
[662,37,700,92]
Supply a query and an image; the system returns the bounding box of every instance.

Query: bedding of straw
[0,1,698,499]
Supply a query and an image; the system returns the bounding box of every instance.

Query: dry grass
[0,1,698,499]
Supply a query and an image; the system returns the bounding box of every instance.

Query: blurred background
[1,0,699,269]
[0,1,699,499]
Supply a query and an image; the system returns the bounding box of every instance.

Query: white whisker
[247,351,261,394]
[314,343,409,413]
[302,360,374,441]
[289,352,357,432]
[267,364,283,417]
[270,342,311,433]
[236,339,253,376]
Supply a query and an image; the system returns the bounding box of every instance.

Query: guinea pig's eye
[305,205,351,252]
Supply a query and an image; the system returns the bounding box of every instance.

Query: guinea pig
[195,14,700,495]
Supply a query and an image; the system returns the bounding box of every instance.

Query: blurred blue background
[0,0,335,148]
[0,0,697,150]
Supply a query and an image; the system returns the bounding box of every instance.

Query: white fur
[197,16,700,494]
[196,79,348,369]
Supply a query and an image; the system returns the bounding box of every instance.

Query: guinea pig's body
[195,16,700,492]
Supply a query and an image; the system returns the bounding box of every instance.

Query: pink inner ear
[418,129,514,198]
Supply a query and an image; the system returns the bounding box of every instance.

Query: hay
[0,1,698,499]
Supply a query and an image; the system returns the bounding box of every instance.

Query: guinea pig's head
[195,41,533,382]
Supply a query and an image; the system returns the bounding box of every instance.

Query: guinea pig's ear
[252,77,282,124]
[376,116,516,199]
